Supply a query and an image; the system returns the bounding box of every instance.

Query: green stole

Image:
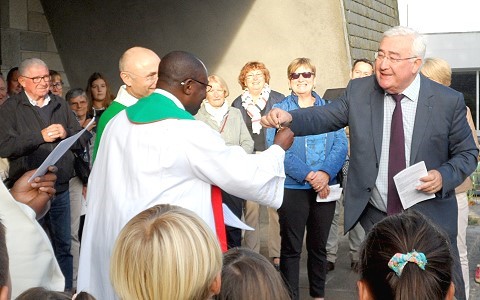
[125,92,228,252]
[126,93,194,123]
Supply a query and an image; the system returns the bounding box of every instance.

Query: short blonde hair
[110,205,222,300]
[287,57,316,79]
[421,57,452,87]
[208,75,229,98]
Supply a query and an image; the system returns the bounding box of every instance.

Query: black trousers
[221,190,245,249]
[278,188,336,299]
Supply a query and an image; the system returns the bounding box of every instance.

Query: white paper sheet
[223,203,254,231]
[28,118,95,182]
[316,184,343,203]
[393,161,435,209]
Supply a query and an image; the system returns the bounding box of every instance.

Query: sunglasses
[289,72,315,80]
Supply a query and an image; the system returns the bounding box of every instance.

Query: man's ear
[181,80,193,96]
[0,285,9,300]
[357,279,373,300]
[18,76,27,89]
[120,72,132,87]
[209,272,222,297]
[445,282,455,300]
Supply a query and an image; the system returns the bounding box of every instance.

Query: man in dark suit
[261,26,477,300]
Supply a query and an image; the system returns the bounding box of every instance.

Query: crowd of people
[0,25,478,300]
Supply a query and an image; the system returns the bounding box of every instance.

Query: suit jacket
[289,74,478,241]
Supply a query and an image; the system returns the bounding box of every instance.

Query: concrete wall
[0,0,68,89]
[39,0,352,99]
[1,1,401,100]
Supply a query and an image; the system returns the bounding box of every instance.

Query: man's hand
[41,124,67,142]
[416,169,443,194]
[10,166,57,217]
[273,127,294,151]
[261,108,293,129]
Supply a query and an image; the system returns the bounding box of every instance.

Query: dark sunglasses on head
[289,72,315,80]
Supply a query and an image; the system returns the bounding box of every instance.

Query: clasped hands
[306,171,330,198]
[41,124,67,142]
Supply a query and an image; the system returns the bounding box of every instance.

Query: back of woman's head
[110,204,222,300]
[16,287,70,300]
[215,247,290,300]
[359,210,453,300]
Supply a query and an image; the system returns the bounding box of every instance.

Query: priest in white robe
[77,51,293,299]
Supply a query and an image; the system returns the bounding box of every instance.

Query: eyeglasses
[124,71,158,82]
[246,72,264,80]
[51,82,63,89]
[374,52,417,64]
[181,78,212,92]
[289,72,315,80]
[22,75,50,83]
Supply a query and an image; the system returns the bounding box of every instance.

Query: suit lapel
[371,82,385,165]
[410,76,434,164]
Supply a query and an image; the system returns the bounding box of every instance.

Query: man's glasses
[22,75,50,83]
[181,78,212,92]
[289,72,315,80]
[374,52,417,64]
[51,82,63,89]
[124,71,158,82]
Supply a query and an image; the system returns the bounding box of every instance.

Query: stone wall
[0,0,68,91]
[343,0,400,66]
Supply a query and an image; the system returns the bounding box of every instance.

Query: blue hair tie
[388,250,427,277]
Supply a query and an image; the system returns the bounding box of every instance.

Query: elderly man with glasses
[91,46,161,162]
[261,26,477,300]
[0,58,89,294]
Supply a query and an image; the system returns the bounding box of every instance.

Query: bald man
[78,51,293,299]
[92,46,161,161]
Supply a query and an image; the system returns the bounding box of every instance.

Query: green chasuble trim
[126,93,195,123]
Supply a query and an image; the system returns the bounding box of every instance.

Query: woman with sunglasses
[266,57,347,300]
[232,61,285,269]
[195,75,254,248]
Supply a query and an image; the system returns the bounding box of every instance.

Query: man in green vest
[92,46,160,162]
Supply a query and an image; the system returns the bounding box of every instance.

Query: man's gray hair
[383,26,426,59]
[65,88,87,103]
[18,58,48,75]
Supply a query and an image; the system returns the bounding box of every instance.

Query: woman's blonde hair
[110,204,222,300]
[421,57,452,87]
[287,57,316,79]
[208,75,230,98]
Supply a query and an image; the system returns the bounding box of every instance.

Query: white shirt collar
[154,88,185,110]
[25,91,51,107]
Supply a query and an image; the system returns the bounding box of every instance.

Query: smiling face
[375,35,422,94]
[18,64,50,100]
[244,69,266,95]
[68,95,88,119]
[351,62,374,79]
[121,50,161,99]
[90,78,107,101]
[289,65,315,96]
[205,81,226,108]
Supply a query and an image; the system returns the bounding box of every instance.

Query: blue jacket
[266,92,347,189]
